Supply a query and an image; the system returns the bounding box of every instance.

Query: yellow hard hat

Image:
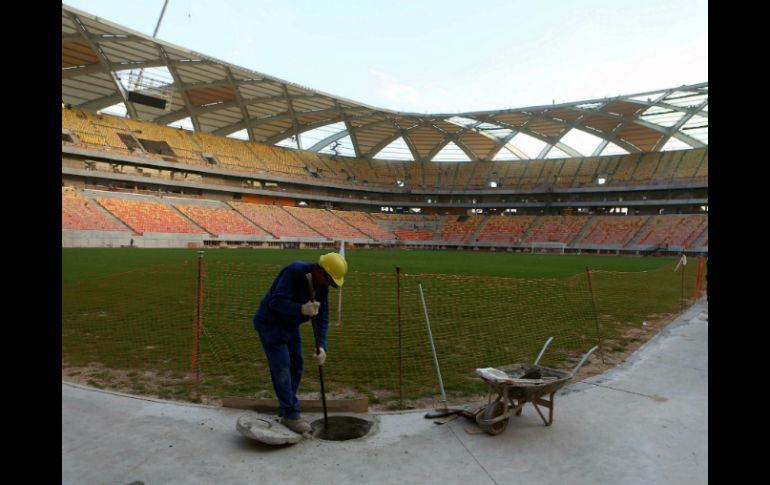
[319,252,348,288]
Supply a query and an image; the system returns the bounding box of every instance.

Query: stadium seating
[539,159,564,186]
[331,210,396,239]
[63,107,707,192]
[284,206,369,239]
[575,215,650,246]
[62,183,708,249]
[192,132,270,172]
[518,160,545,189]
[475,215,536,243]
[62,108,132,152]
[573,158,599,186]
[440,215,484,242]
[173,204,268,236]
[62,187,128,232]
[611,154,639,182]
[95,197,206,235]
[694,152,708,181]
[554,159,579,187]
[631,153,661,181]
[122,119,203,161]
[394,229,435,241]
[672,150,703,179]
[524,216,590,244]
[633,214,708,248]
[228,202,320,238]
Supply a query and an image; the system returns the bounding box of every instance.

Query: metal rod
[396,266,403,409]
[135,0,170,89]
[337,286,343,326]
[681,259,686,312]
[417,282,447,410]
[534,336,553,366]
[584,267,605,365]
[191,250,204,400]
[337,241,345,326]
[571,346,599,375]
[153,0,170,37]
[306,273,328,428]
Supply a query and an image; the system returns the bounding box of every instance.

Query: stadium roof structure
[63,4,708,163]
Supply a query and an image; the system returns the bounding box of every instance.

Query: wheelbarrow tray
[490,363,573,400]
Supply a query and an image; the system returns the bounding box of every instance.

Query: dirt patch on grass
[61,363,224,406]
[368,313,679,412]
[63,312,679,411]
[571,312,676,382]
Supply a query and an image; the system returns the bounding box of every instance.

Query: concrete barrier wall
[62,230,133,248]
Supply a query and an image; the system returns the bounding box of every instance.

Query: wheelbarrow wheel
[479,401,509,435]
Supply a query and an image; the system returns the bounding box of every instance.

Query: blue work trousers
[254,321,303,419]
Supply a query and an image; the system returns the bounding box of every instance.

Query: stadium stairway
[83,190,141,235]
[519,215,543,242]
[226,203,278,238]
[467,214,491,242]
[625,215,656,247]
[433,216,448,240]
[684,217,708,248]
[327,209,377,240]
[159,197,213,236]
[280,206,327,239]
[690,227,708,248]
[570,216,598,246]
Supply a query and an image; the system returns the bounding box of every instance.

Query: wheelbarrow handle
[534,336,554,366]
[571,346,599,375]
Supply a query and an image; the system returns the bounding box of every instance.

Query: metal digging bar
[306,273,329,429]
[418,282,471,420]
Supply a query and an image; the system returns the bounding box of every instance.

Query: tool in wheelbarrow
[416,282,472,421]
[472,337,598,435]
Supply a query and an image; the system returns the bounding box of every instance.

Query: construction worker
[252,252,348,434]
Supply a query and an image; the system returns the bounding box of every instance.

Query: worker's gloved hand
[313,347,326,366]
[301,301,320,317]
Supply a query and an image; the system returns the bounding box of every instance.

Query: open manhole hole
[311,416,373,441]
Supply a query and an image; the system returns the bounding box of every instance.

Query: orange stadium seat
[174,204,268,237]
[524,216,590,244]
[575,216,649,246]
[634,214,708,248]
[284,206,368,239]
[476,215,536,243]
[95,197,206,235]
[62,187,128,232]
[229,203,320,238]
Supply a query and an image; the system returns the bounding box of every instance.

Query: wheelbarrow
[474,337,598,435]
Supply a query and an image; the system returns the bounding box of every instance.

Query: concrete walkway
[62,299,708,485]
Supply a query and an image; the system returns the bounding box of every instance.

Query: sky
[63,0,708,114]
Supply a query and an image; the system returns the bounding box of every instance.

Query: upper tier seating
[63,107,707,190]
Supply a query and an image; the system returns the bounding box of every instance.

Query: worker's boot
[281,416,311,434]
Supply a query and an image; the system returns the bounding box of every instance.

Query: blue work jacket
[253,261,329,350]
